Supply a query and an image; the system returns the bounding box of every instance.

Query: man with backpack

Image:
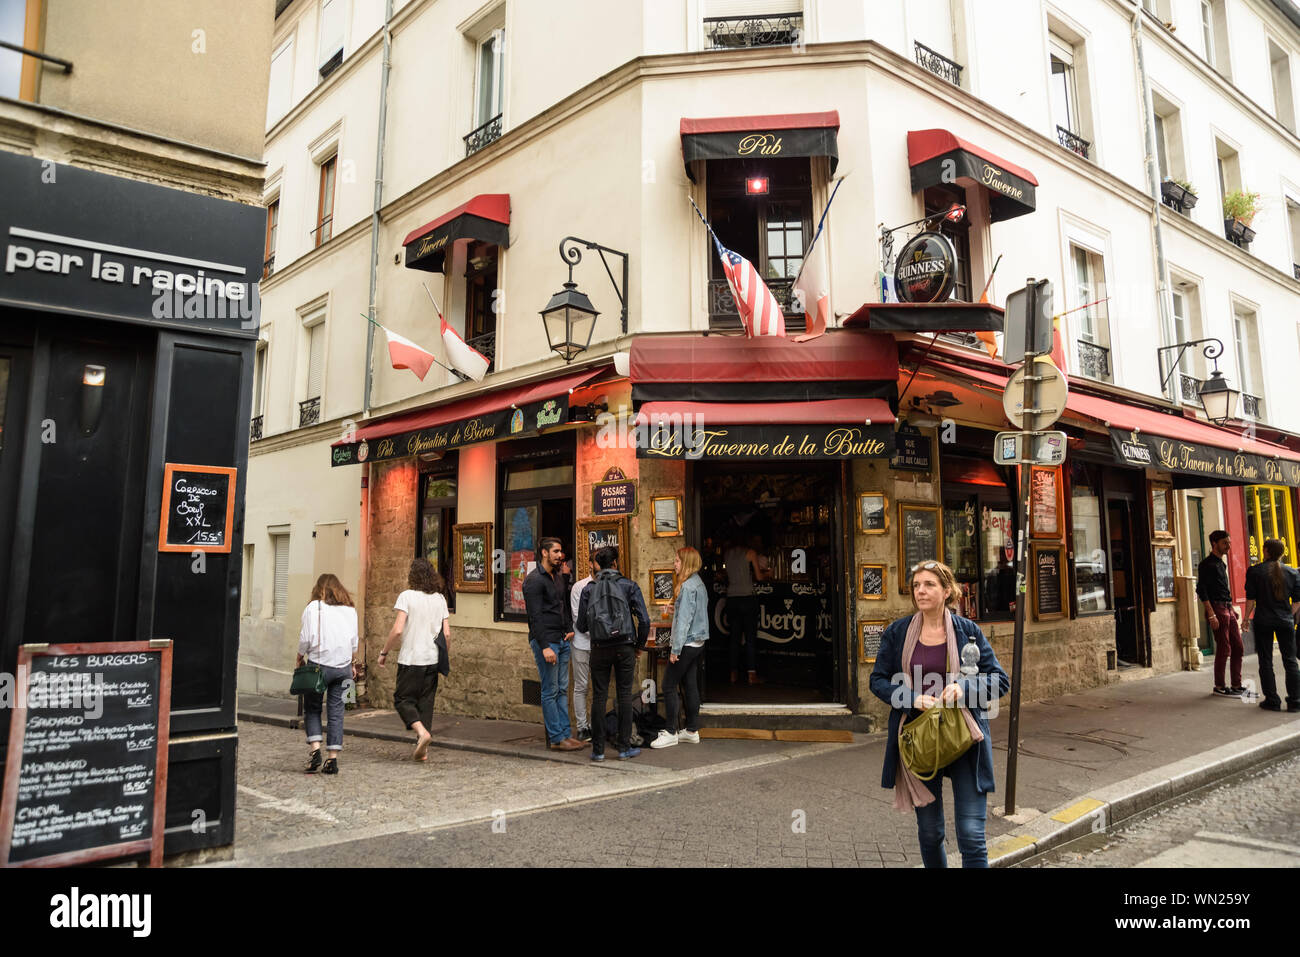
[576,545,651,761]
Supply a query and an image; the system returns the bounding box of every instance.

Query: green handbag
[899,704,974,781]
[290,601,329,696]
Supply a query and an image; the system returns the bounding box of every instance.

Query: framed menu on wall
[858,563,886,600]
[1153,544,1176,602]
[576,516,629,582]
[1031,542,1065,620]
[1149,482,1173,541]
[1029,465,1063,539]
[453,522,492,593]
[898,503,942,593]
[857,492,888,534]
[860,620,887,663]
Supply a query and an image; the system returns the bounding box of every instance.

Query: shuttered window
[272,534,290,618]
[306,323,324,400]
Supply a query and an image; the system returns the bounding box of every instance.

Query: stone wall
[363,458,418,710]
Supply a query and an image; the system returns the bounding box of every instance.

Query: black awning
[842,302,1004,332]
[402,194,510,273]
[680,112,839,180]
[907,130,1038,223]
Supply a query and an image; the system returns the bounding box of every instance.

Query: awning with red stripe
[402,193,510,273]
[907,129,1038,222]
[634,398,894,427]
[680,111,840,180]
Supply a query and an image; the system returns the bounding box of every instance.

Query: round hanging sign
[894,231,957,304]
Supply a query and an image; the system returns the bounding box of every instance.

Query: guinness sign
[894,231,957,304]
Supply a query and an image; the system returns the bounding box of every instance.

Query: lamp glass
[1198,373,1239,425]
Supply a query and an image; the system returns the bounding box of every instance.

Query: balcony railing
[704,12,802,49]
[1056,125,1092,160]
[709,277,794,328]
[250,415,264,442]
[913,41,963,86]
[464,113,503,156]
[1076,340,1111,381]
[1241,392,1261,419]
[262,255,275,280]
[466,331,496,372]
[1294,263,1300,280]
[312,217,333,248]
[1178,373,1203,405]
[298,396,320,429]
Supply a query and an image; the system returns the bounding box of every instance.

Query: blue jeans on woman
[303,663,352,751]
[913,747,989,868]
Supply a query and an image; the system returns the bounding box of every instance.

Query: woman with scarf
[869,559,1009,867]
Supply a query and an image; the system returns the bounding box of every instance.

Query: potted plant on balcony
[1160,178,1198,212]
[1222,189,1260,246]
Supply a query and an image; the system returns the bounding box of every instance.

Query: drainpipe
[363,0,395,416]
[1130,2,1180,410]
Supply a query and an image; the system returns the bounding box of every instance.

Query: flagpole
[421,283,445,321]
[792,175,846,289]
[361,313,467,381]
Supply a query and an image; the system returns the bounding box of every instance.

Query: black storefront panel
[162,735,237,854]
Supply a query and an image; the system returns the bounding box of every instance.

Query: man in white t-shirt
[569,560,594,742]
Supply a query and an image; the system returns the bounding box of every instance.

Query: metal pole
[1004,278,1039,816]
[363,0,395,416]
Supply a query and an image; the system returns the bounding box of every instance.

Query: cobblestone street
[1023,751,1300,868]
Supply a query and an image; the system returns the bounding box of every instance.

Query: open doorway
[1107,496,1150,667]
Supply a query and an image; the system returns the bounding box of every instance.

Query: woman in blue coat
[869,559,1009,867]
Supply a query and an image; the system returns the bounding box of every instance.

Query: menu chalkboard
[1032,544,1064,620]
[899,505,941,592]
[1153,545,1176,601]
[454,523,491,593]
[860,621,886,662]
[576,517,628,582]
[158,463,237,553]
[0,641,172,867]
[1030,466,1061,539]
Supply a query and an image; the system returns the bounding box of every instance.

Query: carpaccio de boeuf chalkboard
[0,641,172,867]
[158,463,236,553]
[1035,547,1063,617]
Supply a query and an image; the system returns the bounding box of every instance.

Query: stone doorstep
[987,725,1300,867]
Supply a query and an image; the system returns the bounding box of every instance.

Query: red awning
[680,111,840,179]
[907,129,1038,222]
[679,111,841,136]
[630,333,897,385]
[401,194,510,273]
[634,398,894,428]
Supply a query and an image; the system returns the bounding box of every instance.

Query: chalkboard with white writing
[1032,544,1065,620]
[158,463,236,553]
[0,641,172,867]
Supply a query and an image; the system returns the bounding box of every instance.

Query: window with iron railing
[264,200,279,279]
[914,41,963,86]
[704,11,802,49]
[465,241,498,373]
[314,156,335,248]
[466,24,505,156]
[1070,244,1112,383]
[1049,29,1092,161]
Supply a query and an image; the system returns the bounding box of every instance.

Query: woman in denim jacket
[650,547,710,748]
[869,559,1009,867]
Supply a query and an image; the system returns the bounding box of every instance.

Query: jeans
[1253,616,1300,707]
[303,663,352,751]
[589,643,636,756]
[394,664,439,730]
[1210,602,1243,688]
[727,596,758,674]
[531,640,572,744]
[663,644,705,732]
[913,748,989,868]
[571,645,591,732]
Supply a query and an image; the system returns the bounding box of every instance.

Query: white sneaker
[678,729,701,744]
[650,730,679,749]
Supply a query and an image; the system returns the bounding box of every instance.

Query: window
[1201,0,1230,79]
[1269,39,1296,132]
[263,200,279,279]
[912,0,965,87]
[1244,486,1296,566]
[315,155,336,248]
[242,544,255,616]
[1169,279,1206,403]
[1232,304,1263,420]
[465,13,505,156]
[942,457,1016,622]
[267,36,295,126]
[1201,0,1214,65]
[464,241,499,373]
[496,436,575,621]
[317,0,345,79]
[0,0,39,101]
[1048,25,1091,159]
[1069,244,1112,383]
[703,0,803,50]
[706,157,811,329]
[252,337,268,437]
[1071,461,1111,613]
[1142,0,1172,23]
[271,533,290,618]
[1287,197,1300,278]
[419,462,458,611]
[302,319,324,428]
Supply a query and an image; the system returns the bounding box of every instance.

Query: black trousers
[589,643,636,755]
[1253,617,1300,707]
[663,644,705,732]
[728,596,758,673]
[394,664,440,730]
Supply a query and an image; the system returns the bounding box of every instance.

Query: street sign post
[1002,357,1068,429]
[993,430,1068,466]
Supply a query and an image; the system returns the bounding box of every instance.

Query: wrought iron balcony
[298,396,320,429]
[1241,392,1261,419]
[708,277,794,328]
[250,415,264,442]
[704,12,802,49]
[1177,373,1203,405]
[262,255,275,280]
[1294,263,1300,280]
[913,41,963,86]
[466,331,496,373]
[312,216,333,248]
[1076,340,1111,381]
[464,113,503,156]
[1056,125,1092,160]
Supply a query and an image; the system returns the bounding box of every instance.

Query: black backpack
[587,569,636,646]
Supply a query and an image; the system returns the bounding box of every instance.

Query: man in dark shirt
[1196,530,1243,696]
[1244,538,1300,712]
[523,537,582,751]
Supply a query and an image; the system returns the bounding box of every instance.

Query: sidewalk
[237,648,1300,866]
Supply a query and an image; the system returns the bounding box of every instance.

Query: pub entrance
[690,461,843,705]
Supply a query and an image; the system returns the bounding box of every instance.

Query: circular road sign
[1003,356,1068,429]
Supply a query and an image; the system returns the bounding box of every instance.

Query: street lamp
[540,236,629,363]
[1155,337,1240,426]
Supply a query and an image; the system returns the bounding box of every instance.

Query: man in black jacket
[577,545,651,761]
[1196,530,1244,697]
[523,537,583,751]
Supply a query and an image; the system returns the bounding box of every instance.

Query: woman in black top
[1244,538,1300,712]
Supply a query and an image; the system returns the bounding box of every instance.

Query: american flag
[711,233,785,338]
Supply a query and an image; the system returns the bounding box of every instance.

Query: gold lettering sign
[415,234,450,259]
[737,133,784,157]
[980,163,1024,201]
[377,437,396,458]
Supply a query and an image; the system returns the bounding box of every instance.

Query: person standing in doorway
[1244,538,1300,712]
[577,546,651,761]
[724,534,771,685]
[524,537,583,751]
[650,546,708,749]
[377,558,450,761]
[1197,530,1245,697]
[569,553,595,743]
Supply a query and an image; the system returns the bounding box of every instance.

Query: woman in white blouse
[298,574,360,775]
[378,558,451,761]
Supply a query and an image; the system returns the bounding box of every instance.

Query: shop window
[464,241,498,372]
[419,461,458,611]
[271,533,290,618]
[942,457,1015,621]
[315,155,336,248]
[496,436,575,622]
[706,157,811,329]
[1244,486,1296,566]
[1071,461,1111,613]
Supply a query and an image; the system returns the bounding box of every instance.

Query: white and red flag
[690,198,784,337]
[791,177,845,343]
[384,326,437,381]
[440,316,490,382]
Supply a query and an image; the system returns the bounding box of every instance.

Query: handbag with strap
[898,703,974,781]
[434,617,451,677]
[290,600,329,695]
